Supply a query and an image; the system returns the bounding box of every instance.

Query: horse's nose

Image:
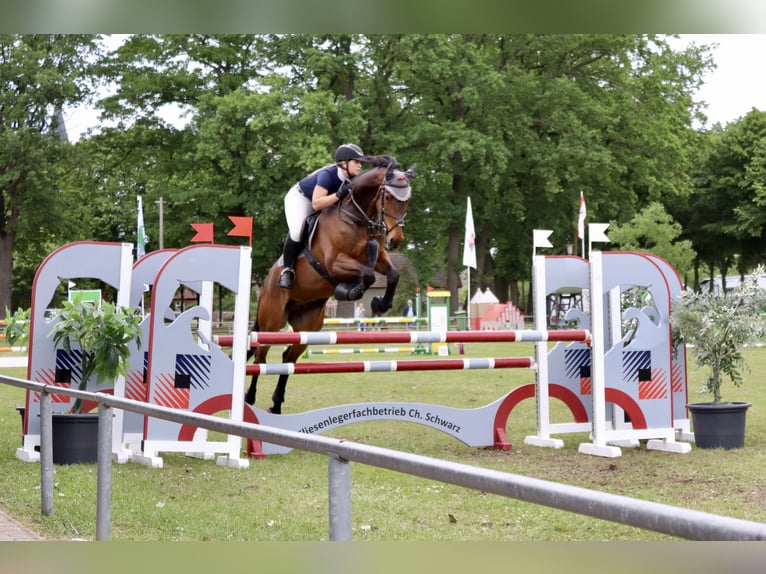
[386,230,404,250]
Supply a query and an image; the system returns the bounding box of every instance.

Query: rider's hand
[336,181,351,200]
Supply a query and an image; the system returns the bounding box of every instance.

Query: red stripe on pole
[245,356,533,375]
[233,329,590,346]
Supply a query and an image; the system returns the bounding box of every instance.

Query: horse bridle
[346,172,411,239]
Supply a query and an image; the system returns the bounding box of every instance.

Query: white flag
[577,191,586,239]
[137,196,148,259]
[462,196,477,269]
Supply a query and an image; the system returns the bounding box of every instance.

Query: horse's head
[378,162,415,249]
[348,156,416,250]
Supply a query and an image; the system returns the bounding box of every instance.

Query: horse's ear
[404,164,417,180]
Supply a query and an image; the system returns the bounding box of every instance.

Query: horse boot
[277,237,303,289]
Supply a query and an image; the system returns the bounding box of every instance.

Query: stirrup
[277,268,295,289]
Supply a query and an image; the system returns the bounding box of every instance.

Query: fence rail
[2,373,766,542]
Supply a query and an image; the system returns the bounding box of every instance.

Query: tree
[386,34,711,312]
[44,34,713,319]
[90,34,371,280]
[0,34,98,316]
[713,110,766,273]
[608,202,696,280]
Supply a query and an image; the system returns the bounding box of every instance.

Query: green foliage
[678,111,766,280]
[671,266,766,403]
[0,34,99,313]
[608,202,696,278]
[48,301,143,412]
[4,34,719,311]
[2,307,30,348]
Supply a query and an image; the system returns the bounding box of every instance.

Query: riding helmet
[335,143,364,163]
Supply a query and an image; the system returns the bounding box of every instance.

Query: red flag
[227,216,253,246]
[190,223,214,243]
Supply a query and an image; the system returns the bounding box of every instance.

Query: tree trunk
[448,225,460,315]
[0,232,13,319]
[448,169,463,315]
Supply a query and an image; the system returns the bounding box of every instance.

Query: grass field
[1,341,766,542]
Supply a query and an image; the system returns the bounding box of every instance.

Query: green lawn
[1,342,765,541]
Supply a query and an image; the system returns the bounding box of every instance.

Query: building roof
[371,251,417,288]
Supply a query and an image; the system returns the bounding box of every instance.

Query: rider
[277,143,365,289]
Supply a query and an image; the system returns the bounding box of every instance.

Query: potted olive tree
[46,300,142,463]
[6,300,142,463]
[670,267,766,449]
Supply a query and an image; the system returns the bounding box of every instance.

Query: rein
[343,182,407,240]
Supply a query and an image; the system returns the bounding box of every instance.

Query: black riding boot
[277,237,303,289]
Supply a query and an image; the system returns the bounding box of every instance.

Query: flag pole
[466,266,471,328]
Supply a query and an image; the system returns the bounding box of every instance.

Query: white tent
[470,288,499,304]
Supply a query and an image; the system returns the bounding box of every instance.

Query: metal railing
[3,372,766,542]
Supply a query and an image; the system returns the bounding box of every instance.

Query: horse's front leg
[333,240,379,301]
[370,251,399,315]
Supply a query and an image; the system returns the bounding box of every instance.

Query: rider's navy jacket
[297,166,344,199]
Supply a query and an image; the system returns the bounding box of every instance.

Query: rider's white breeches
[284,184,313,242]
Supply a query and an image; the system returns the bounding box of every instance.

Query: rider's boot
[277,237,303,289]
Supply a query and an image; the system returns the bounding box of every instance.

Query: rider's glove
[336,181,351,200]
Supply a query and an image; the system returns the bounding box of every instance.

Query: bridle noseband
[344,170,411,240]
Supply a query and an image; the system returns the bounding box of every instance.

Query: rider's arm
[311,185,342,211]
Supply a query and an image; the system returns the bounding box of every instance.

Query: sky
[63,34,766,141]
[676,34,766,128]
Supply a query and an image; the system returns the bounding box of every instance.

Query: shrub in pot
[6,301,142,463]
[670,266,766,449]
[50,300,143,414]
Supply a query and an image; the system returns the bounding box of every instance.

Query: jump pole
[227,329,590,346]
[303,347,418,357]
[246,356,535,375]
[235,328,590,456]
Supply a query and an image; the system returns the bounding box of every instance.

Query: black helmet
[335,143,364,163]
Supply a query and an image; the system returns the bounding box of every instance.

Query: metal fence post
[328,455,352,541]
[96,404,113,541]
[39,391,54,517]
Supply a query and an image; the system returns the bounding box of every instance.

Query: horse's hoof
[348,282,367,300]
[371,296,389,315]
[268,407,282,415]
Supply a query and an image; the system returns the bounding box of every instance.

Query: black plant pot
[687,402,751,450]
[51,413,99,464]
[16,406,26,446]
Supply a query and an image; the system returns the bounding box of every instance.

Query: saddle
[299,211,337,285]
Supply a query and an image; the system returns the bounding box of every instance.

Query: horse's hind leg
[245,345,270,405]
[245,348,256,405]
[270,299,327,413]
[269,343,307,414]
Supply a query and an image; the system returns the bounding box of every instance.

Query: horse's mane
[360,155,400,170]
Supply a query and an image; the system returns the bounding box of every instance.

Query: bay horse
[245,155,416,413]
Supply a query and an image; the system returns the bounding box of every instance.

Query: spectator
[355,302,367,331]
[402,299,415,327]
